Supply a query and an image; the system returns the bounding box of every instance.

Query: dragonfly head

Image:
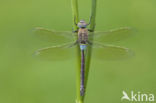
[77,20,88,28]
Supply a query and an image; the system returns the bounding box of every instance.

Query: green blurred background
[0,0,156,103]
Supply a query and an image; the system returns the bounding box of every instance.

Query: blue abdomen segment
[80,44,87,50]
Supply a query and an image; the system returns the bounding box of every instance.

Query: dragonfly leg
[87,15,92,26]
[88,29,94,32]
[87,40,93,46]
[72,16,78,32]
[67,41,78,48]
[74,16,78,25]
[72,29,78,33]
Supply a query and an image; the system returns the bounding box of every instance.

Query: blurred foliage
[0,0,156,103]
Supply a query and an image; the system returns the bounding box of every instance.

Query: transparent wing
[92,43,134,60]
[34,27,76,45]
[93,27,135,43]
[34,43,76,61]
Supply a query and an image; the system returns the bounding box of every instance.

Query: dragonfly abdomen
[80,49,85,96]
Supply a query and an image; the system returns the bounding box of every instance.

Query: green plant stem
[89,0,97,31]
[71,0,82,103]
[76,45,83,103]
[83,0,97,101]
[71,0,79,31]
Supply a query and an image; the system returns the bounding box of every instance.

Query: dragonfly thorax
[78,27,88,45]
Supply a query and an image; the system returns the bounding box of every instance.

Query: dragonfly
[34,20,134,96]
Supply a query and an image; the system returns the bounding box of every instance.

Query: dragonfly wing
[34,27,76,45]
[92,43,134,60]
[34,43,76,61]
[93,27,135,43]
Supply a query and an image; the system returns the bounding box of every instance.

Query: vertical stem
[83,0,97,100]
[89,0,97,31]
[71,0,82,103]
[71,0,79,31]
[76,45,83,103]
